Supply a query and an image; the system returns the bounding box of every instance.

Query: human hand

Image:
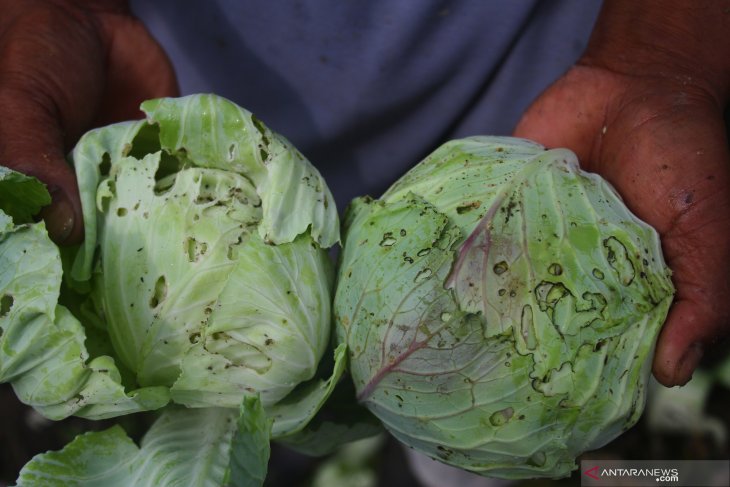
[514,1,730,387]
[0,0,178,244]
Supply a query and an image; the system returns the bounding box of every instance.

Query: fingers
[0,1,178,245]
[652,300,726,387]
[0,2,106,244]
[515,64,730,387]
[0,84,87,243]
[513,66,623,164]
[651,161,730,386]
[94,12,180,124]
[0,104,84,243]
[607,94,730,386]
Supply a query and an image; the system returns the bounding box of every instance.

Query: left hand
[0,0,178,244]
[514,3,730,386]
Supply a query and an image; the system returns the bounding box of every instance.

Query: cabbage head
[1,94,351,486]
[334,136,674,479]
[1,94,342,425]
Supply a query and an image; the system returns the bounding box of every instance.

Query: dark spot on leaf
[0,294,13,317]
[456,200,482,214]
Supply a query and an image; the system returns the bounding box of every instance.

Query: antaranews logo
[582,464,679,483]
[581,460,728,487]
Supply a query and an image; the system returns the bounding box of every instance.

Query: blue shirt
[130,0,602,208]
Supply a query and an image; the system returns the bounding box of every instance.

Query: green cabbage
[69,94,339,411]
[334,136,674,478]
[1,94,346,485]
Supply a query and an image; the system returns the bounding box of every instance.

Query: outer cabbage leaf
[0,167,51,224]
[228,396,273,487]
[276,366,384,457]
[267,342,348,437]
[16,407,238,487]
[335,136,674,478]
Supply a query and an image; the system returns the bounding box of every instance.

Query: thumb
[0,1,108,245]
[0,89,84,244]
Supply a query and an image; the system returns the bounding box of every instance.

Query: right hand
[0,0,178,244]
[514,0,730,387]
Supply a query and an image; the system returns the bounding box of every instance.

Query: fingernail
[41,198,74,243]
[675,342,704,385]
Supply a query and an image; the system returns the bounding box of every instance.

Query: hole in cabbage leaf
[186,237,208,262]
[493,261,509,275]
[155,152,182,183]
[99,153,112,177]
[227,235,245,260]
[128,123,161,158]
[195,172,219,204]
[489,407,514,426]
[414,268,432,282]
[604,236,635,285]
[0,294,13,317]
[98,180,116,213]
[379,232,396,247]
[251,116,270,160]
[548,263,563,276]
[116,207,127,217]
[186,237,197,262]
[528,451,547,467]
[149,275,167,308]
[153,152,183,196]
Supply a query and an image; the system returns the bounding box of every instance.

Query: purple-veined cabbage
[334,136,674,479]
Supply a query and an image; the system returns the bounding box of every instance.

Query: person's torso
[130,0,602,206]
